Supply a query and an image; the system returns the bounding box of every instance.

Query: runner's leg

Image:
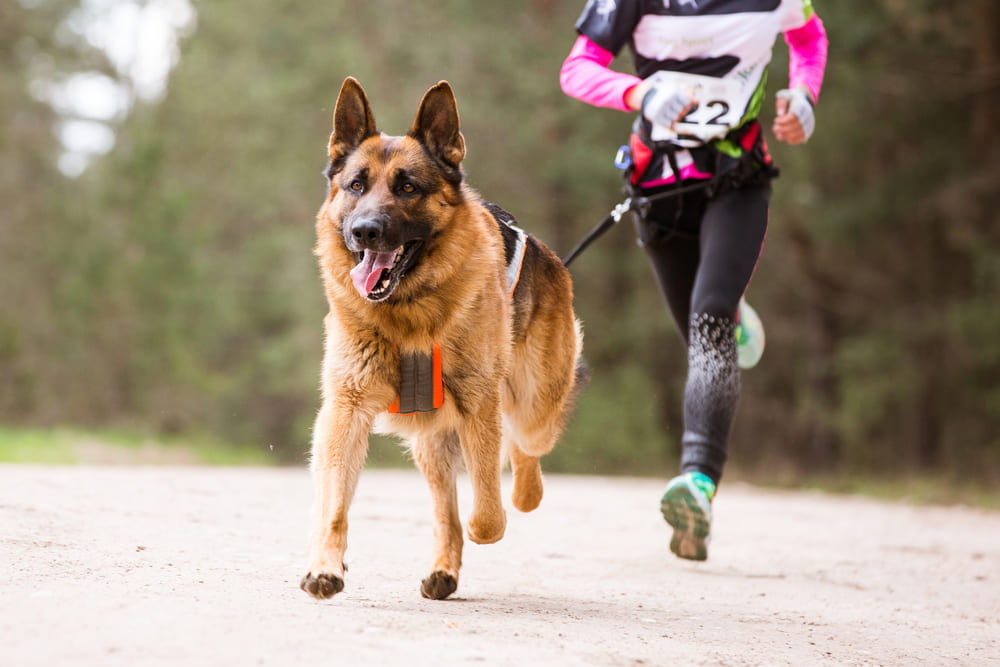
[632,188,707,344]
[680,183,770,485]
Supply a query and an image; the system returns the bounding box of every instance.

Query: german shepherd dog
[300,78,583,600]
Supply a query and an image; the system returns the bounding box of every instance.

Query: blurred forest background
[2,0,998,495]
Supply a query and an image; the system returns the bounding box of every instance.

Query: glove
[775,87,815,142]
[641,85,694,128]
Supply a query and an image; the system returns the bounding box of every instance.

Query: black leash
[561,179,715,268]
[561,199,632,268]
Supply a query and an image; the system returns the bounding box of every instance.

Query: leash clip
[613,145,632,171]
[561,197,634,268]
[611,198,632,223]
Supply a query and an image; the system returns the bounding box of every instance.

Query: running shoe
[735,298,765,370]
[660,471,716,561]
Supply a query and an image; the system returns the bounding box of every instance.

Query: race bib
[646,70,747,145]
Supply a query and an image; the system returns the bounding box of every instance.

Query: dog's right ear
[327,77,377,177]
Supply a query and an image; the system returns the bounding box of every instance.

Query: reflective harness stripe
[505,227,527,298]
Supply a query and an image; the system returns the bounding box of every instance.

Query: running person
[560,0,827,560]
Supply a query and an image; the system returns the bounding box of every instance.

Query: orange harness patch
[388,343,444,415]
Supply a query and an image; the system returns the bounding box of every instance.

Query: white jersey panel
[632,12,780,77]
[778,0,814,32]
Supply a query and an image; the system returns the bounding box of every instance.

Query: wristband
[776,88,815,141]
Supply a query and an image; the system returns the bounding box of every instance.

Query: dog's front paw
[300,572,344,599]
[467,509,506,545]
[421,570,458,600]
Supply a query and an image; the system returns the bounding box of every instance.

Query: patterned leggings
[632,182,771,485]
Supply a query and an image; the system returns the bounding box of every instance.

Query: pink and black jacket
[560,0,828,188]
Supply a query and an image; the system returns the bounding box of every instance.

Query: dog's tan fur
[301,78,582,600]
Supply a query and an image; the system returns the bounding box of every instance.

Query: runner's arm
[784,14,828,103]
[774,12,828,144]
[559,35,642,112]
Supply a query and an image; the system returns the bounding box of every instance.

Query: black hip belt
[628,118,778,195]
[562,121,779,268]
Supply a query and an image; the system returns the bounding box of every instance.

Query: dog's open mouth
[350,241,422,302]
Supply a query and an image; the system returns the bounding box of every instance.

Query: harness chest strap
[388,220,526,415]
[388,343,443,415]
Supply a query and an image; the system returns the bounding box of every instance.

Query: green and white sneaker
[660,472,716,561]
[735,298,765,370]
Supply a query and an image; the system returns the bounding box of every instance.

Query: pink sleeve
[784,15,828,102]
[559,35,642,112]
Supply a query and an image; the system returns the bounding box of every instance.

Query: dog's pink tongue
[350,249,396,297]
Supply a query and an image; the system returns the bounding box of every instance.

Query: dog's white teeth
[395,246,404,261]
[379,277,390,289]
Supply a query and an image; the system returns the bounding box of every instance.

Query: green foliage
[1,0,998,490]
[0,426,274,465]
[547,361,675,476]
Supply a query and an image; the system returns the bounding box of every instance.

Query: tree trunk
[971,0,999,164]
[787,220,842,471]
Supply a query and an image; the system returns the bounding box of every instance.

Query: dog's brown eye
[350,180,364,192]
[401,182,416,194]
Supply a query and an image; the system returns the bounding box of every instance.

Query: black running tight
[632,182,771,485]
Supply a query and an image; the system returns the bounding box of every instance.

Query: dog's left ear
[409,81,466,170]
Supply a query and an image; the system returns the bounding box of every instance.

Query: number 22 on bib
[646,70,747,146]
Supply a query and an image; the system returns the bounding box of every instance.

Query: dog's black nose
[351,218,384,246]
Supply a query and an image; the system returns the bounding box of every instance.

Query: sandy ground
[1,464,998,666]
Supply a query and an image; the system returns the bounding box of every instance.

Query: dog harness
[388,203,527,415]
[387,343,444,414]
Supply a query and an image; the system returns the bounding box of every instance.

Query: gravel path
[2,464,998,666]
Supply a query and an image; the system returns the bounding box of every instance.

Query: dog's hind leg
[509,443,543,512]
[506,317,584,512]
[412,431,463,600]
[505,414,555,513]
[301,403,370,599]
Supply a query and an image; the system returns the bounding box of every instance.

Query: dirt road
[2,464,997,666]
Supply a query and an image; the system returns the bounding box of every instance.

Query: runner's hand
[773,87,815,145]
[641,85,696,128]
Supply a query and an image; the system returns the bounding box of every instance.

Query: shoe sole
[660,483,710,561]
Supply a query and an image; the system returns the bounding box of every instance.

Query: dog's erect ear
[328,77,377,174]
[409,81,466,171]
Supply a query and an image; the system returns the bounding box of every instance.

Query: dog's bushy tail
[563,358,591,419]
